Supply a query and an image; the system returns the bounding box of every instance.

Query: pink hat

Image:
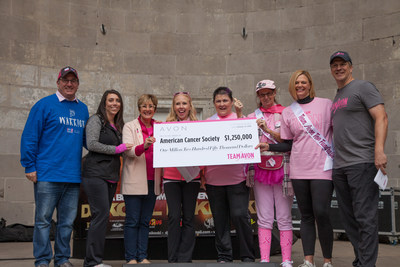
[256,80,276,92]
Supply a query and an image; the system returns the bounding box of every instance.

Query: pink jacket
[121,119,161,195]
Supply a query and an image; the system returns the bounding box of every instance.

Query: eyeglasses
[258,92,275,98]
[60,78,79,85]
[174,92,189,96]
[140,104,155,109]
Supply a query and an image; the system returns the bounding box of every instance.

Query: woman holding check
[163,91,202,263]
[121,94,161,265]
[249,80,294,267]
[258,70,334,267]
[204,87,255,263]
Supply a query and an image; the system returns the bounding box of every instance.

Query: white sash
[254,109,278,144]
[290,102,334,171]
[210,113,220,120]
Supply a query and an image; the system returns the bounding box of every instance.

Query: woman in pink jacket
[163,92,202,263]
[121,94,161,265]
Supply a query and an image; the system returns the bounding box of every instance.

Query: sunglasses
[174,91,190,96]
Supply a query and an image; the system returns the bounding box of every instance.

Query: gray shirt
[331,79,384,168]
[86,115,118,155]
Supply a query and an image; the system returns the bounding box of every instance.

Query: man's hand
[375,151,387,175]
[26,171,37,183]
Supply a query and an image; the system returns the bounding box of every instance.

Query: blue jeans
[123,180,156,262]
[33,181,80,267]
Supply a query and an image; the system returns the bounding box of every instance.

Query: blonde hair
[288,70,316,101]
[166,93,197,122]
[137,94,158,111]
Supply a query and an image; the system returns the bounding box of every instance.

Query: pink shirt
[280,97,333,180]
[204,112,246,186]
[134,118,155,181]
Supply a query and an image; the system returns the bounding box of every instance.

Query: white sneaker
[322,263,333,267]
[298,260,316,267]
[94,264,112,267]
[281,260,293,267]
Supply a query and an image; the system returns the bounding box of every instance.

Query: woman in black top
[82,90,133,267]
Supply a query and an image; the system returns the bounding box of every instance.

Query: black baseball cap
[330,51,352,65]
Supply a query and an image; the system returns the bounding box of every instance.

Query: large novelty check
[153,118,261,168]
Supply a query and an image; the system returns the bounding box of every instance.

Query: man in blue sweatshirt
[20,66,89,267]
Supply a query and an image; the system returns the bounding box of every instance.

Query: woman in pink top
[267,70,333,267]
[122,94,161,264]
[249,80,294,267]
[205,87,255,263]
[163,92,201,263]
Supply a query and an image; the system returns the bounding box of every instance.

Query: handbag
[257,152,284,170]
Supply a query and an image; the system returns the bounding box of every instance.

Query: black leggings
[292,179,333,259]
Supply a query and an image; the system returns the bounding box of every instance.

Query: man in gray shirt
[330,51,388,267]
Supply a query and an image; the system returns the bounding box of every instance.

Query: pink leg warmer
[280,230,293,262]
[258,227,271,262]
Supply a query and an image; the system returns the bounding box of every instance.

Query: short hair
[96,89,124,132]
[137,94,158,111]
[213,87,233,102]
[288,70,315,101]
[166,93,198,122]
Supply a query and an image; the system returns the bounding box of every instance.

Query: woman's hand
[256,118,269,133]
[125,143,134,150]
[234,97,244,118]
[144,136,156,150]
[255,142,269,152]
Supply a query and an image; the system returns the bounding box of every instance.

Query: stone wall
[1,0,399,224]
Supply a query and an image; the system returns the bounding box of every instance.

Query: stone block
[39,23,96,49]
[39,66,60,89]
[200,34,229,55]
[334,0,361,23]
[363,12,400,41]
[0,64,39,87]
[246,10,280,32]
[276,0,305,9]
[70,4,99,28]
[227,13,246,34]
[0,201,35,225]
[0,155,25,177]
[253,28,308,52]
[150,0,202,14]
[109,73,150,96]
[126,12,175,33]
[70,48,125,73]
[10,86,53,109]
[4,178,34,202]
[177,55,226,75]
[124,54,175,75]
[0,0,11,16]
[0,15,39,43]
[0,177,4,199]
[0,108,29,130]
[98,7,126,31]
[150,33,179,55]
[0,129,22,154]
[77,92,103,115]
[78,71,112,93]
[0,38,10,62]
[148,75,177,96]
[0,83,8,106]
[97,31,149,52]
[281,3,334,30]
[10,40,38,65]
[201,0,245,13]
[226,33,253,55]
[71,0,99,7]
[359,0,400,19]
[10,0,37,20]
[364,61,400,85]
[177,13,229,34]
[38,45,70,68]
[384,131,400,155]
[227,52,278,75]
[246,0,276,12]
[175,75,226,98]
[130,0,150,11]
[386,154,400,183]
[305,21,362,48]
[110,0,133,10]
